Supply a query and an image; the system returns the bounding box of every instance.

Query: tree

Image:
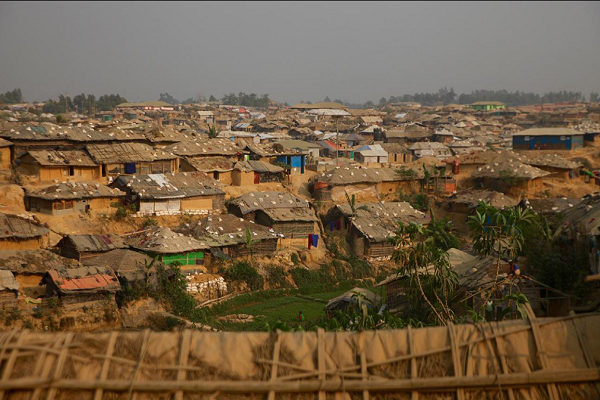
[0,88,23,104]
[591,92,600,103]
[467,202,535,311]
[324,96,331,102]
[389,223,458,324]
[96,94,127,111]
[159,93,179,105]
[427,210,460,251]
[208,95,217,102]
[379,97,387,107]
[195,93,207,103]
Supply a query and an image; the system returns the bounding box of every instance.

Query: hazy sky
[1,2,599,104]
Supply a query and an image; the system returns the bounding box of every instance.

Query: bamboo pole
[0,329,28,400]
[317,328,326,400]
[524,305,559,400]
[93,332,118,400]
[358,332,369,400]
[490,325,516,400]
[407,326,418,400]
[46,332,74,400]
[30,334,67,400]
[174,330,192,400]
[573,318,600,398]
[0,368,598,393]
[268,333,282,400]
[447,323,465,400]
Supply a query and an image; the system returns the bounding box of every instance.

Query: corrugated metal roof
[26,182,125,201]
[0,213,49,239]
[61,234,128,252]
[229,191,309,214]
[126,226,209,254]
[45,266,120,294]
[514,128,583,137]
[113,172,224,200]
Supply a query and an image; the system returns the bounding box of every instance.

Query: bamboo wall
[1,314,599,399]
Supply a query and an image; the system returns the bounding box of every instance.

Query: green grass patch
[212,287,376,331]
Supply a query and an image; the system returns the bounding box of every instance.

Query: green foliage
[3,308,22,326]
[265,265,290,288]
[207,123,219,138]
[290,253,300,265]
[159,92,179,105]
[521,214,591,295]
[467,307,486,323]
[498,169,526,186]
[290,268,330,293]
[273,162,291,171]
[223,261,264,290]
[114,205,128,220]
[0,88,23,104]
[396,167,417,180]
[111,202,135,220]
[467,201,535,260]
[95,94,126,111]
[499,293,529,320]
[142,217,158,228]
[221,92,270,108]
[389,223,458,324]
[55,114,68,124]
[427,209,460,251]
[412,193,429,212]
[43,93,126,114]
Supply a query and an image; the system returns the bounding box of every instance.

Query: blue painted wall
[513,134,584,150]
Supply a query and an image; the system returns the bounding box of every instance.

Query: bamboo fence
[0,311,599,399]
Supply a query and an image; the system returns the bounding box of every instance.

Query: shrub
[265,265,289,288]
[223,261,264,291]
[290,253,300,265]
[143,217,158,228]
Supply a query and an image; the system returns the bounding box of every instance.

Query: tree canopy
[42,93,126,114]
[221,92,269,108]
[0,88,23,104]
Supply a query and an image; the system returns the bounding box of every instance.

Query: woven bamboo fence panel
[0,313,599,399]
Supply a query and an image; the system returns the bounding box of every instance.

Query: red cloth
[308,234,313,250]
